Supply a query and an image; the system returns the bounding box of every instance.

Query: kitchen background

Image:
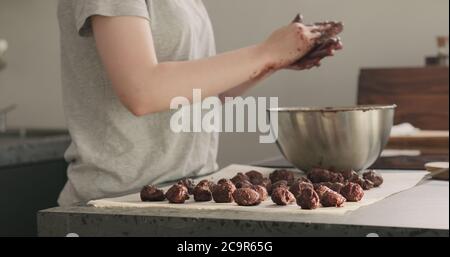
[0,0,449,166]
[0,0,448,237]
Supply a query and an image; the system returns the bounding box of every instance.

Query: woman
[57,0,342,206]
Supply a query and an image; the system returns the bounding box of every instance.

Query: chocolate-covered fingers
[299,37,342,61]
[289,57,321,70]
[292,13,304,24]
[311,21,344,44]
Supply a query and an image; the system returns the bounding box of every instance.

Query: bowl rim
[267,104,397,112]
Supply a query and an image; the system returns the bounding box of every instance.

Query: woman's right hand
[261,22,322,70]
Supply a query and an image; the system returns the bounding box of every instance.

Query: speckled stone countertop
[38,178,449,237]
[0,129,70,167]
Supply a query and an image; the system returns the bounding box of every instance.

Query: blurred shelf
[387,130,449,155]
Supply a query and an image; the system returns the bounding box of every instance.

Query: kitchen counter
[37,167,449,237]
[0,129,70,167]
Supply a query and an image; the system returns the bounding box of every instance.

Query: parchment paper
[88,165,428,215]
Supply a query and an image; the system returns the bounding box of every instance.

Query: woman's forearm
[136,44,272,115]
[219,69,276,101]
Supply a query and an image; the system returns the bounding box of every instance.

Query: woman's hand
[287,15,344,70]
[259,23,322,72]
[221,18,343,98]
[289,37,343,70]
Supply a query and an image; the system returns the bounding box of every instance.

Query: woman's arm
[220,38,343,99]
[219,18,344,99]
[92,16,320,116]
[219,70,275,101]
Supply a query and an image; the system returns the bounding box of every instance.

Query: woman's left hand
[287,36,343,70]
[287,14,344,70]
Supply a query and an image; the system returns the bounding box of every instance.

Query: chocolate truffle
[177,178,195,195]
[329,172,345,183]
[349,176,364,186]
[354,178,373,190]
[297,177,312,184]
[361,179,375,190]
[271,187,296,206]
[316,185,346,207]
[140,185,166,202]
[340,182,365,202]
[271,180,289,192]
[230,172,250,185]
[245,170,265,185]
[261,177,273,194]
[165,184,190,204]
[235,180,253,189]
[296,187,320,210]
[269,169,295,185]
[212,180,236,203]
[198,179,216,190]
[252,185,269,201]
[314,184,330,199]
[289,181,314,197]
[193,181,213,202]
[217,178,231,185]
[314,182,332,191]
[315,182,344,194]
[233,188,261,206]
[328,182,345,194]
[308,168,332,183]
[342,170,359,181]
[363,170,384,187]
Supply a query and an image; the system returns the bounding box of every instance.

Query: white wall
[0,0,448,166]
[0,0,63,128]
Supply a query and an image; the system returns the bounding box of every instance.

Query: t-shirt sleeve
[73,0,150,37]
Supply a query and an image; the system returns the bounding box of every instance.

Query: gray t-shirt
[57,0,219,206]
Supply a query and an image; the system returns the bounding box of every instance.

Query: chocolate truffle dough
[289,181,314,198]
[212,179,236,203]
[166,184,190,204]
[193,180,214,202]
[363,170,384,187]
[140,185,165,202]
[269,169,295,185]
[296,187,320,210]
[233,188,262,206]
[340,182,365,202]
[245,170,265,185]
[315,185,346,207]
[177,178,196,195]
[252,185,269,202]
[230,173,249,185]
[271,187,296,206]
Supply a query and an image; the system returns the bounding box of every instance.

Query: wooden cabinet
[358,67,449,130]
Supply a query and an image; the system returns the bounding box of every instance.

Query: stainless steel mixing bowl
[268,105,396,172]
